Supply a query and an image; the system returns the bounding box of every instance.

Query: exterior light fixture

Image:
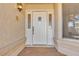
[17,3,23,12]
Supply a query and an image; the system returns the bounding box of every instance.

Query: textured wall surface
[25,4,54,9]
[0,4,25,55]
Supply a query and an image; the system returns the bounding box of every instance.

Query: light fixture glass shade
[17,3,23,12]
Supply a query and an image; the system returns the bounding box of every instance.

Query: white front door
[32,11,48,45]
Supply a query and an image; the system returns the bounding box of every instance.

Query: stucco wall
[0,3,25,55]
[25,3,54,9]
[53,4,63,49]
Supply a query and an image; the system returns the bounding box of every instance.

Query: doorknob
[32,26,34,35]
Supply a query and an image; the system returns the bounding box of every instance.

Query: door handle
[32,26,34,35]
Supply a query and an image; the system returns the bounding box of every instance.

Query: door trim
[25,9,54,47]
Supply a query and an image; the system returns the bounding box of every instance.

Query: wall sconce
[17,3,23,12]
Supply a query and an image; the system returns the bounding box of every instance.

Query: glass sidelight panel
[28,14,31,29]
[49,14,52,26]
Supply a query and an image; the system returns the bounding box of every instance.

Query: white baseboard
[25,44,54,48]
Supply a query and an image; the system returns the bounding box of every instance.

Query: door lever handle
[32,26,34,35]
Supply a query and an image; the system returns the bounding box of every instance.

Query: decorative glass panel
[49,14,52,26]
[38,17,42,21]
[28,14,31,29]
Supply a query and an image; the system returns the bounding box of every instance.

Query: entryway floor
[18,47,65,56]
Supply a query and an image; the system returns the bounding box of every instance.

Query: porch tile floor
[18,47,65,56]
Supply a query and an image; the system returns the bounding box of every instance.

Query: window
[28,14,31,29]
[49,14,52,26]
[63,4,79,39]
[38,16,42,21]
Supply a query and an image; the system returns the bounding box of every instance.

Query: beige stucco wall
[0,3,25,55]
[25,3,54,9]
[54,4,59,48]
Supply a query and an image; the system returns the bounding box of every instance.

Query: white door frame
[25,9,54,47]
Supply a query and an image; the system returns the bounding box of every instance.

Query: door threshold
[25,44,54,47]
